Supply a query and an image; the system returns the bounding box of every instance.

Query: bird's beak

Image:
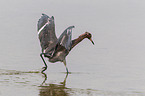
[89,38,95,45]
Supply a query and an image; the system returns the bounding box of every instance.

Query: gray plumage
[58,26,75,51]
[38,14,74,73]
[37,14,94,73]
[38,14,57,56]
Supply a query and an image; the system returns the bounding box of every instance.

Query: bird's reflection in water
[39,73,69,96]
[41,72,48,85]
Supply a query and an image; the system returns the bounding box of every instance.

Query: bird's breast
[49,50,68,63]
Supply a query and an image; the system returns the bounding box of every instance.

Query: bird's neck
[70,33,87,50]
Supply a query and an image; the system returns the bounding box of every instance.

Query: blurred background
[0,0,145,96]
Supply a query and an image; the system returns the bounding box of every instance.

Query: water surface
[1,0,145,96]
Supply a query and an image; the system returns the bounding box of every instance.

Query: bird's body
[37,14,94,73]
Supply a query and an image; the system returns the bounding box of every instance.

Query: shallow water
[1,0,145,96]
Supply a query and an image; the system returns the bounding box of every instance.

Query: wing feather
[57,26,75,51]
[37,14,57,53]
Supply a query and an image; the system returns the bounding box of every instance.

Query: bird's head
[85,32,95,45]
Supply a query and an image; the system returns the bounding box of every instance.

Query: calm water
[1,0,145,96]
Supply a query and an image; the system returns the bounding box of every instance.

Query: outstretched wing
[37,14,57,53]
[57,26,75,51]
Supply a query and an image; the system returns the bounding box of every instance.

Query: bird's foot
[41,67,47,73]
[66,71,71,74]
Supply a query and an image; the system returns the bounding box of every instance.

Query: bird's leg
[40,53,48,73]
[63,59,69,74]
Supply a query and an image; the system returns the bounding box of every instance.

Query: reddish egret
[37,14,94,73]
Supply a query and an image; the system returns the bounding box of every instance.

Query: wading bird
[37,14,94,74]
